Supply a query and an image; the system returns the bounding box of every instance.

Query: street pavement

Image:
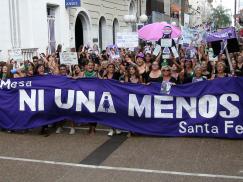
[0,127,243,182]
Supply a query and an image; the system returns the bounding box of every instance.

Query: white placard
[111,54,120,60]
[117,32,138,48]
[208,52,214,61]
[0,50,8,62]
[162,54,170,59]
[209,56,218,62]
[162,47,170,59]
[128,47,135,51]
[8,48,23,62]
[171,47,179,58]
[153,44,161,56]
[144,45,152,54]
[161,39,172,47]
[184,14,190,25]
[60,52,78,65]
[163,47,170,54]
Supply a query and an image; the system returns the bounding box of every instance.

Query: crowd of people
[0,42,243,136]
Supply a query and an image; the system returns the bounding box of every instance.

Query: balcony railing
[21,48,38,61]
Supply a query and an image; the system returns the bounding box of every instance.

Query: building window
[112,19,119,44]
[47,5,56,54]
[129,1,136,15]
[99,17,106,51]
[150,0,164,14]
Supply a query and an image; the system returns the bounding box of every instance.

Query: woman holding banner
[1,65,12,79]
[73,64,84,79]
[125,65,142,84]
[235,55,243,76]
[192,65,207,83]
[147,61,162,83]
[180,60,194,84]
[201,61,212,79]
[171,63,181,84]
[84,61,98,79]
[55,65,76,135]
[135,53,149,82]
[145,53,152,70]
[103,63,120,80]
[161,64,176,84]
[83,61,98,135]
[34,64,45,76]
[211,62,230,79]
[35,64,50,136]
[103,63,122,136]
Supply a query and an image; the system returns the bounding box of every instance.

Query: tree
[210,5,232,29]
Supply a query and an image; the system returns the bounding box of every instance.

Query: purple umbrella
[138,22,181,41]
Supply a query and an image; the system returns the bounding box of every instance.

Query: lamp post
[140,14,148,23]
[123,14,148,32]
[171,21,177,26]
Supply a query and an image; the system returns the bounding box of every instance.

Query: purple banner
[206,27,237,42]
[0,75,243,138]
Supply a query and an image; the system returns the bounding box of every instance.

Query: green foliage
[211,5,232,29]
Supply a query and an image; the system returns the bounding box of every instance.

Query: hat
[136,53,145,59]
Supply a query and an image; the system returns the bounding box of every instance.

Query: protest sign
[161,39,172,47]
[185,47,197,59]
[8,48,23,62]
[171,46,179,58]
[153,44,161,56]
[182,26,206,46]
[0,76,243,139]
[0,50,8,62]
[60,52,78,65]
[206,27,237,42]
[162,47,171,59]
[144,46,152,54]
[208,48,214,61]
[117,32,138,48]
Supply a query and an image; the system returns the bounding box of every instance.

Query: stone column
[9,0,21,48]
[68,8,77,50]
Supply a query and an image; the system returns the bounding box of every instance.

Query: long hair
[73,64,81,76]
[34,64,44,75]
[127,65,140,79]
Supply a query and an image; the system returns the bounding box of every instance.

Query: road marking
[80,134,127,165]
[0,156,243,180]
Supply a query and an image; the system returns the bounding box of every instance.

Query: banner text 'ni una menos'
[0,75,243,138]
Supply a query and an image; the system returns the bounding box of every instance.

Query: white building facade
[0,0,146,61]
